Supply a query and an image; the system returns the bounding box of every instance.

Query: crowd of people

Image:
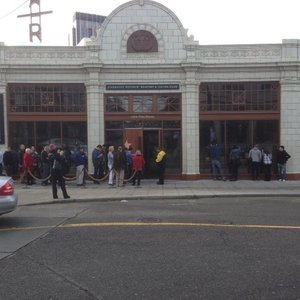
[205,142,291,181]
[0,143,167,199]
[0,140,291,198]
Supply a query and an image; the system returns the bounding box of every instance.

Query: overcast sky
[0,0,299,46]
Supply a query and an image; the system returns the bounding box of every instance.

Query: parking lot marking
[1,222,300,232]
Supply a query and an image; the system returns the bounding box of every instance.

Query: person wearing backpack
[50,145,70,199]
[262,149,272,181]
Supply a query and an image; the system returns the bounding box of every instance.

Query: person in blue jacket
[73,147,87,186]
[206,141,226,181]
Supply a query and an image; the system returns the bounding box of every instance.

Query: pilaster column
[181,67,200,177]
[85,71,103,172]
[0,81,7,148]
[280,79,300,174]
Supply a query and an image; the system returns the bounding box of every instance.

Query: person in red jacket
[132,150,145,187]
[23,148,35,185]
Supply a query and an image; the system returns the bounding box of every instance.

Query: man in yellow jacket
[155,147,166,185]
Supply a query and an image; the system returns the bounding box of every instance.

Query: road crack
[24,254,101,299]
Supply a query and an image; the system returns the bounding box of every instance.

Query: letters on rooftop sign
[17,0,53,42]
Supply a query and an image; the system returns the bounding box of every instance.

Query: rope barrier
[123,169,137,182]
[26,170,52,182]
[84,170,109,182]
[19,167,138,185]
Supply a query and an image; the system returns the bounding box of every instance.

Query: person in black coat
[3,146,16,177]
[49,145,70,199]
[276,145,291,181]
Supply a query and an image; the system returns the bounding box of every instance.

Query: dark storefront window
[143,121,162,128]
[10,122,87,152]
[10,122,35,150]
[105,130,123,147]
[36,122,61,149]
[253,120,279,149]
[163,130,181,173]
[199,82,280,112]
[200,120,279,175]
[106,121,124,129]
[62,122,87,150]
[7,84,86,113]
[124,121,143,128]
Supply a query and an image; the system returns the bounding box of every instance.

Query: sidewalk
[15,179,300,206]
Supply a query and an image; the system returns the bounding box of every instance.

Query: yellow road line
[1,222,300,232]
[61,222,300,230]
[0,225,54,232]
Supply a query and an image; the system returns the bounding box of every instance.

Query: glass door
[143,130,159,178]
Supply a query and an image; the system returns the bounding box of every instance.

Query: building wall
[1,1,300,177]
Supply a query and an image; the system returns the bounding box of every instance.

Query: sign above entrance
[106,84,180,91]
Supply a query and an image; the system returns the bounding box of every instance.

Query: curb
[18,192,300,207]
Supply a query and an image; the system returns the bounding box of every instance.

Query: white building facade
[0,0,300,179]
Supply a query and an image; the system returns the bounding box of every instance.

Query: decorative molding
[4,49,87,61]
[197,47,281,59]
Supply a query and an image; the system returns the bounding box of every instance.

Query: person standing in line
[276,145,291,181]
[248,144,262,180]
[206,142,226,181]
[262,149,272,181]
[17,144,26,183]
[0,149,3,176]
[272,144,278,176]
[113,146,127,187]
[23,148,34,186]
[92,145,102,184]
[107,145,115,186]
[41,146,50,186]
[229,145,241,181]
[49,145,70,199]
[3,146,15,177]
[125,146,133,181]
[132,150,145,187]
[30,145,40,180]
[155,146,166,185]
[73,147,87,186]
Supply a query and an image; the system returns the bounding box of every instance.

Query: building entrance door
[123,129,160,178]
[124,129,143,152]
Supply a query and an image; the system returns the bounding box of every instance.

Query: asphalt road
[0,197,300,300]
